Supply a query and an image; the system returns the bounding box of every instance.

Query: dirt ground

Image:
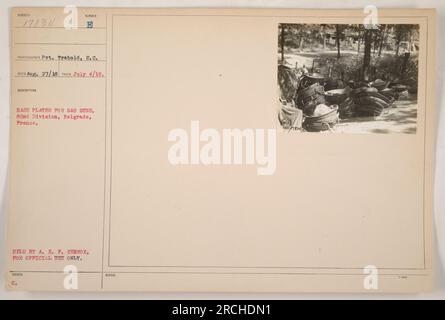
[282,50,360,70]
[334,97,417,134]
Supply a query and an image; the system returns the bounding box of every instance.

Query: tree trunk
[280,25,285,64]
[395,39,400,56]
[298,29,304,50]
[299,38,304,49]
[373,31,378,53]
[336,25,341,59]
[362,29,373,81]
[378,26,387,57]
[400,52,411,78]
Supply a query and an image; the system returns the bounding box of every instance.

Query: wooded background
[278,24,419,83]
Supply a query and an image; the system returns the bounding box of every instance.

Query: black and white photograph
[278,23,420,133]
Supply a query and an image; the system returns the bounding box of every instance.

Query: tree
[393,25,412,56]
[280,24,286,63]
[378,25,387,57]
[362,28,374,80]
[335,25,341,59]
[348,24,363,54]
[278,24,309,64]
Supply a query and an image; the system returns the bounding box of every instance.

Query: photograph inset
[277,23,419,133]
